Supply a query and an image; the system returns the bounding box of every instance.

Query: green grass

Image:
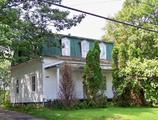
[22,107,158,120]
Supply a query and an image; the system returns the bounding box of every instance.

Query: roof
[57,34,114,44]
[11,57,42,69]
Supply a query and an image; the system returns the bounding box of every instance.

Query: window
[103,75,107,90]
[62,37,70,56]
[81,40,89,58]
[16,80,19,94]
[31,75,36,92]
[99,43,106,59]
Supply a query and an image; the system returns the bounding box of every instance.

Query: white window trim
[61,37,70,56]
[81,40,89,58]
[99,42,107,60]
[15,79,19,94]
[30,74,36,92]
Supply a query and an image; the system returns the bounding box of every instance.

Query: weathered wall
[104,71,113,98]
[11,60,43,103]
[42,57,113,100]
[43,67,58,100]
[11,57,113,103]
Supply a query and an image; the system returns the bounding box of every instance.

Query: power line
[44,1,158,33]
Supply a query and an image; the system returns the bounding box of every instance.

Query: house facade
[10,35,113,103]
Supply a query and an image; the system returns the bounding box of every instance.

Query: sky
[56,0,125,39]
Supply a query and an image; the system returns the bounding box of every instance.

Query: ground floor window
[31,75,36,92]
[16,79,19,94]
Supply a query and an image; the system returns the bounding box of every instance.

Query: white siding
[42,58,113,100]
[11,57,114,103]
[72,70,113,99]
[42,57,62,100]
[11,60,43,103]
[43,57,63,68]
[72,70,84,99]
[43,58,84,100]
[43,68,58,100]
[104,71,113,98]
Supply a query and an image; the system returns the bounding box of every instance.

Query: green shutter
[42,37,61,56]
[106,43,113,60]
[51,39,61,55]
[70,38,81,57]
[89,41,94,50]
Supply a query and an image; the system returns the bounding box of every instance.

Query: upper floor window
[62,37,70,56]
[99,43,106,59]
[31,75,36,92]
[81,40,89,58]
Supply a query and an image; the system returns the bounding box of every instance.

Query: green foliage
[0,0,85,103]
[105,0,158,106]
[83,42,106,106]
[0,0,85,64]
[0,60,10,105]
[122,59,158,103]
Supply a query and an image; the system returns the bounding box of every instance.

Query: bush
[3,99,12,108]
[95,96,107,108]
[59,64,76,108]
[74,97,107,109]
[48,99,63,109]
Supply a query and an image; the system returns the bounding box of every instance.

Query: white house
[10,35,114,103]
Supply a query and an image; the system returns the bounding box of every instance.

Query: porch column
[56,64,60,98]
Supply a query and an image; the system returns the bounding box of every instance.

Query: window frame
[31,74,36,92]
[16,79,19,94]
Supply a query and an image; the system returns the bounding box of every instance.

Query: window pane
[32,76,36,91]
[16,80,19,94]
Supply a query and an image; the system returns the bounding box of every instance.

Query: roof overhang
[44,61,112,70]
[44,61,64,69]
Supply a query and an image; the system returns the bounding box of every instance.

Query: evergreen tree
[83,42,105,105]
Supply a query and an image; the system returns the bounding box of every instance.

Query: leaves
[106,0,158,105]
[83,42,105,105]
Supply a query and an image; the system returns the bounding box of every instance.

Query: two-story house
[10,35,113,103]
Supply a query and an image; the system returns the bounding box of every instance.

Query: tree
[0,60,10,105]
[83,42,106,106]
[59,64,76,108]
[104,0,158,106]
[0,0,85,63]
[0,0,85,104]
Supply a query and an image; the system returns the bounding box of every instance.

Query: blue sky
[57,0,125,39]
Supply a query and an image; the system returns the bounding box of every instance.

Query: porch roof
[44,61,112,70]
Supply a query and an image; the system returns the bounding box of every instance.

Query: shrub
[58,64,76,108]
[83,42,107,107]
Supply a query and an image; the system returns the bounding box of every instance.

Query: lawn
[22,107,158,120]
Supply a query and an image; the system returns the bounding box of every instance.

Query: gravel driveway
[0,108,46,120]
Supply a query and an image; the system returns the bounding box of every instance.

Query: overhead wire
[43,0,158,33]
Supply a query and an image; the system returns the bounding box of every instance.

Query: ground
[0,108,45,120]
[17,107,158,120]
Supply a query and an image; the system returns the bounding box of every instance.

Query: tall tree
[59,64,76,108]
[104,0,158,106]
[0,0,85,104]
[83,42,106,106]
[0,0,85,63]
